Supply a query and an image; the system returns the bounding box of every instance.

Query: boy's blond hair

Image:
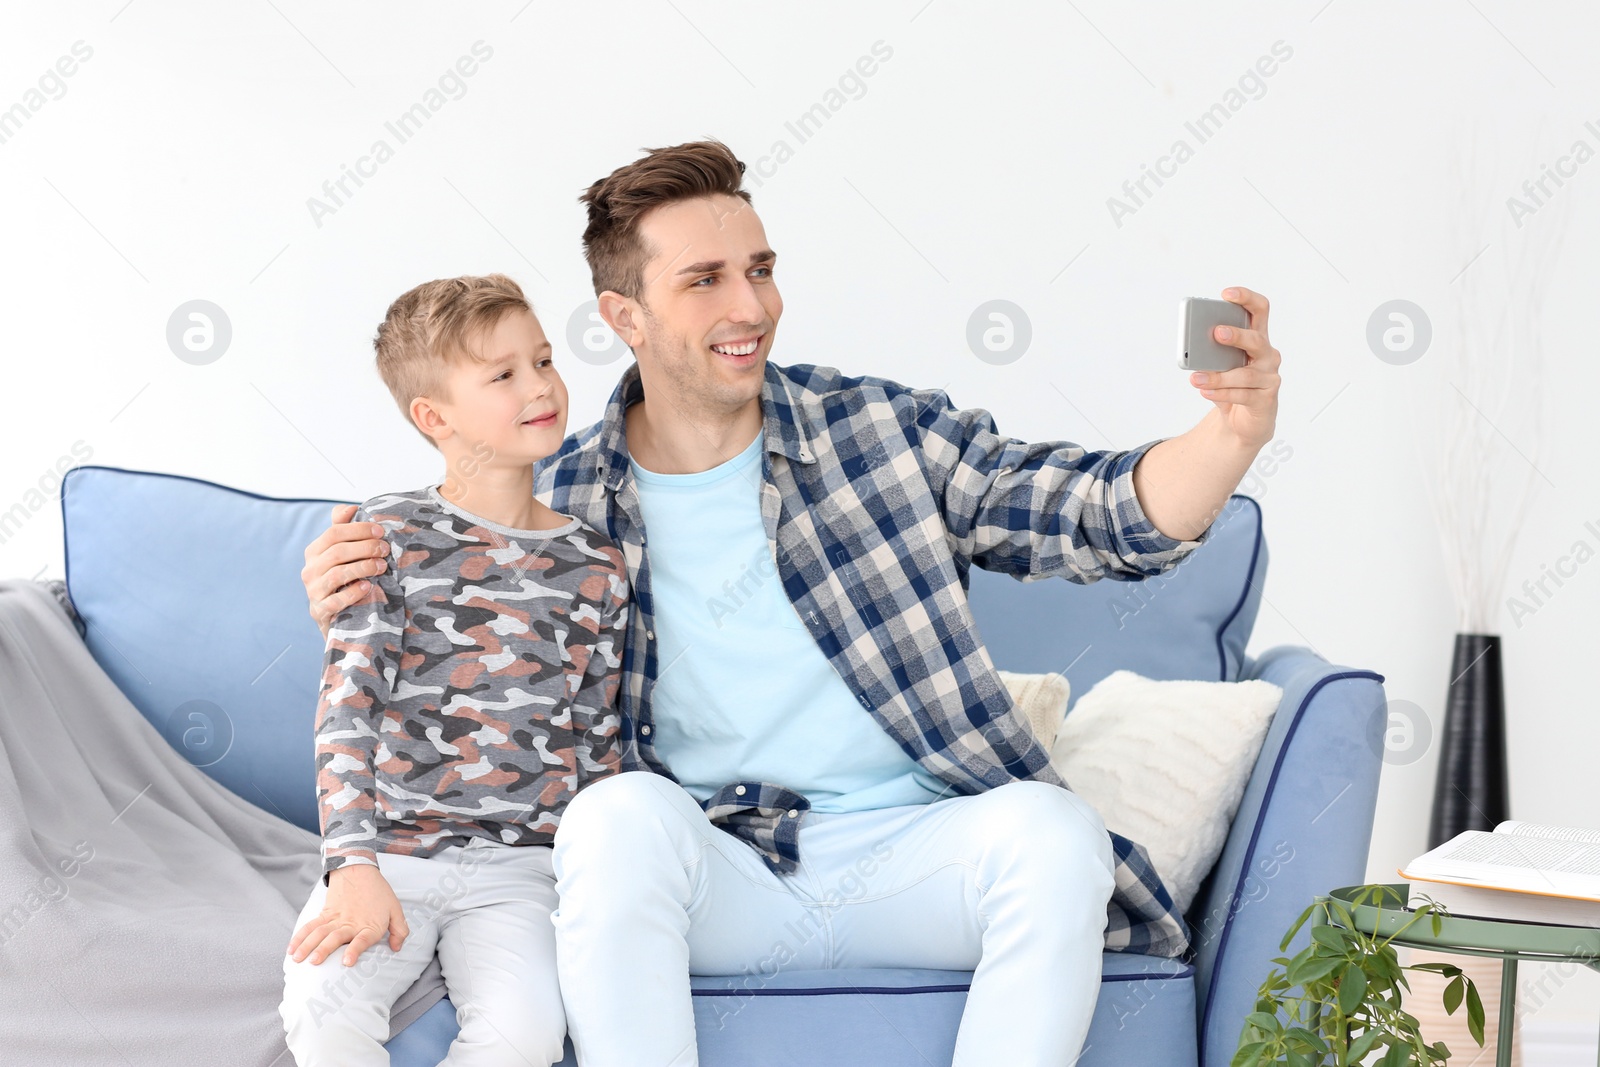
[373,273,533,448]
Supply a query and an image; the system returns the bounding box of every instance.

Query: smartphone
[1178,297,1250,372]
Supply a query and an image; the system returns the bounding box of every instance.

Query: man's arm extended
[1133,286,1282,541]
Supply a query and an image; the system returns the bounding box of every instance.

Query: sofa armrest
[1187,645,1385,1067]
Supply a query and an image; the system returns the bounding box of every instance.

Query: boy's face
[604,193,782,417]
[417,308,568,466]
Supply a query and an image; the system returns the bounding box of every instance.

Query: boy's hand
[302,504,390,639]
[288,864,410,967]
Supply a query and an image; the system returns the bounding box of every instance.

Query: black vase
[1426,633,1510,849]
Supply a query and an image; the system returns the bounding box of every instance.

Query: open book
[1400,821,1600,927]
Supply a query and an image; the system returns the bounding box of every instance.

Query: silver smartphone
[1178,297,1250,372]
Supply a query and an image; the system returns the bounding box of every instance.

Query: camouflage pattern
[314,486,628,882]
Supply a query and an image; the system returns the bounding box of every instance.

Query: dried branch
[1422,119,1569,634]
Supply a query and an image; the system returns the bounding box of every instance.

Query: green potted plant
[1233,885,1487,1066]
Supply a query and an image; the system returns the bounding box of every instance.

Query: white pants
[280,839,565,1067]
[550,772,1117,1067]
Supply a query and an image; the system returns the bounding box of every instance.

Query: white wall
[3,0,1596,1037]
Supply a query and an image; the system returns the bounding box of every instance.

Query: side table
[1319,883,1600,1067]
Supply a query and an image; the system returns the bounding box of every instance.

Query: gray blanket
[0,578,445,1066]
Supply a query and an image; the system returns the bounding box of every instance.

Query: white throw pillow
[1048,670,1282,913]
[996,669,1071,750]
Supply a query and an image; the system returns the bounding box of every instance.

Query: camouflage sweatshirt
[314,485,629,882]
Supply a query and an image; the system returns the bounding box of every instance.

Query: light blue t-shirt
[629,429,949,813]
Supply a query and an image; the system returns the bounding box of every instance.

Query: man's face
[619,193,782,415]
[420,308,568,467]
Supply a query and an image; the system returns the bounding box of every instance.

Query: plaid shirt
[534,360,1212,958]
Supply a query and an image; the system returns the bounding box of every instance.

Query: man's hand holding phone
[1181,287,1281,452]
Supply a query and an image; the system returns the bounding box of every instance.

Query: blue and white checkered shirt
[534,360,1212,958]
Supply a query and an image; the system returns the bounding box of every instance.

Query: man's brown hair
[372,273,532,449]
[578,140,751,302]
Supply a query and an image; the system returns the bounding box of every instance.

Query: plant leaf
[1407,962,1459,975]
[1285,1027,1329,1054]
[1339,961,1368,1014]
[1230,1039,1268,1067]
[1287,953,1345,985]
[1311,925,1348,952]
[1280,901,1320,951]
[1465,980,1485,1046]
[1443,975,1463,1015]
[1349,1027,1383,1061]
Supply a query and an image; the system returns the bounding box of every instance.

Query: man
[300,140,1281,1065]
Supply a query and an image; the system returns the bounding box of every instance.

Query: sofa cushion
[62,465,347,833]
[967,494,1265,696]
[385,955,1198,1067]
[1049,670,1282,913]
[995,668,1070,749]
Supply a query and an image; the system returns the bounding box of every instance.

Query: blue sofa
[59,464,1386,1067]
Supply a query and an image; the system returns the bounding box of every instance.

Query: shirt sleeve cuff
[321,852,379,887]
[1107,438,1215,567]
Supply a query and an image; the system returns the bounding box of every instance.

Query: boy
[279,274,628,1066]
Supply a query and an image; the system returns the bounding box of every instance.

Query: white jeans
[550,772,1117,1067]
[280,839,565,1067]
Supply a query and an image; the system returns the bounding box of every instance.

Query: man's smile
[710,335,763,364]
